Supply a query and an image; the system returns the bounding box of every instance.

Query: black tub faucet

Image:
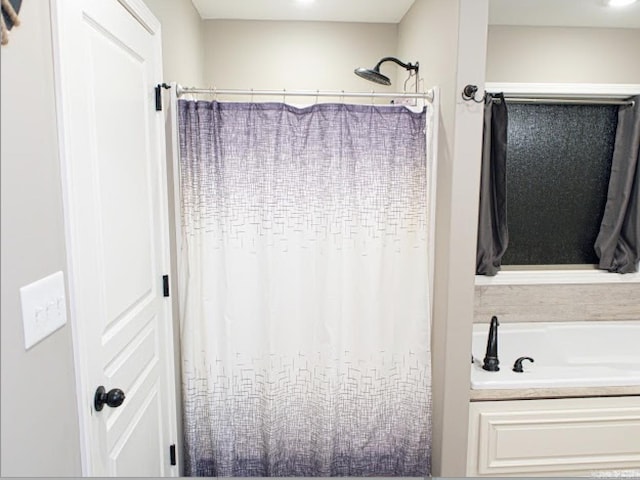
[513,356,534,373]
[482,316,500,372]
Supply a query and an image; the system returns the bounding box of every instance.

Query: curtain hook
[315,89,319,104]
[340,90,345,104]
[403,72,411,94]
[371,90,375,106]
[283,89,286,104]
[250,88,254,103]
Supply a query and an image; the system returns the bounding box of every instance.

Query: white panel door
[53,0,178,476]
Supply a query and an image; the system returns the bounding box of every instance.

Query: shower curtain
[177,100,432,476]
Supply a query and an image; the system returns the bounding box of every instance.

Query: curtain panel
[177,100,432,476]
[595,95,640,273]
[476,93,509,275]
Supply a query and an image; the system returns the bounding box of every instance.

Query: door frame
[50,0,178,474]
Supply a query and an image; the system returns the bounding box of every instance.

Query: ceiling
[190,0,416,23]
[191,0,640,27]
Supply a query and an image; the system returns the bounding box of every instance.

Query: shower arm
[374,57,419,74]
[375,57,419,93]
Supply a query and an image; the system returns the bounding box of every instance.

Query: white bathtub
[471,321,640,389]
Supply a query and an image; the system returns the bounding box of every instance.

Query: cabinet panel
[468,397,640,476]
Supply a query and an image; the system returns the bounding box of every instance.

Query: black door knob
[94,386,126,411]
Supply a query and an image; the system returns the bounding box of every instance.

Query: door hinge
[169,444,176,466]
[162,274,170,297]
[155,83,171,111]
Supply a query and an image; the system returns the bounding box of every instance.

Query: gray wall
[398,0,489,475]
[144,0,206,86]
[202,20,398,95]
[487,26,640,83]
[0,0,82,476]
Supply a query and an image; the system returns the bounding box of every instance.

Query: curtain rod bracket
[155,83,172,111]
[462,84,486,103]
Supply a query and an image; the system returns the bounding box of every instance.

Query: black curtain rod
[487,93,634,107]
[461,85,635,106]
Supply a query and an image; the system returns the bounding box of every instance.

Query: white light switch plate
[20,271,68,350]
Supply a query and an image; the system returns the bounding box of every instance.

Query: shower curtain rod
[175,84,434,102]
[489,94,634,106]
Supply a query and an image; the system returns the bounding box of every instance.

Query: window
[501,103,618,267]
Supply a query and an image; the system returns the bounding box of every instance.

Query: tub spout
[482,316,500,372]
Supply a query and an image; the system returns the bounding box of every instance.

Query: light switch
[20,271,68,350]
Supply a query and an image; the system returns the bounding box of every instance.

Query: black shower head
[354,66,392,86]
[354,57,419,87]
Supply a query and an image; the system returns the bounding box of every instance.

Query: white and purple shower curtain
[177,100,432,476]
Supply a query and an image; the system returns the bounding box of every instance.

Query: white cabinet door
[53,0,178,475]
[467,396,640,477]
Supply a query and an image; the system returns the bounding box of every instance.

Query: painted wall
[144,0,206,86]
[0,1,82,476]
[486,26,640,83]
[202,20,398,97]
[398,0,489,475]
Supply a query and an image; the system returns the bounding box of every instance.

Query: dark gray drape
[595,95,640,273]
[476,93,509,275]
